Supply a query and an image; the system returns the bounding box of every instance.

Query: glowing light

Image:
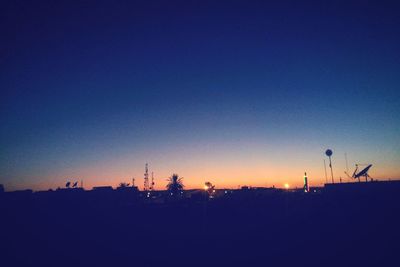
[204,185,209,191]
[284,183,290,189]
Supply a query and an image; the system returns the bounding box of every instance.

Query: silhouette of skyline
[1,179,400,266]
[1,1,399,191]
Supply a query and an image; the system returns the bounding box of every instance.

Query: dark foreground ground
[1,185,399,267]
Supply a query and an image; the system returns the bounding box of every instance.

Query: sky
[1,0,399,191]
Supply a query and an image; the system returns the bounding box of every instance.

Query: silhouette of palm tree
[166,174,184,195]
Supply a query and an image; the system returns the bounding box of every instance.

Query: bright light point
[284,183,290,189]
[204,185,209,191]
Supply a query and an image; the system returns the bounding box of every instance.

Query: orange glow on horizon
[4,145,400,192]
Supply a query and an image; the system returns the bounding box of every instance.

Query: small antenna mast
[151,172,155,191]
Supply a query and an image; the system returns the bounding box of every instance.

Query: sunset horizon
[1,2,400,265]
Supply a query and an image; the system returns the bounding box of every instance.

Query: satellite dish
[325,149,333,157]
[354,164,373,181]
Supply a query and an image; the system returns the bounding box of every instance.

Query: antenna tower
[144,163,149,191]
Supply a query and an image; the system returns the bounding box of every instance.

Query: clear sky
[1,0,399,191]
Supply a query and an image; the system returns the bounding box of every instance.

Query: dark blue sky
[1,0,399,190]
